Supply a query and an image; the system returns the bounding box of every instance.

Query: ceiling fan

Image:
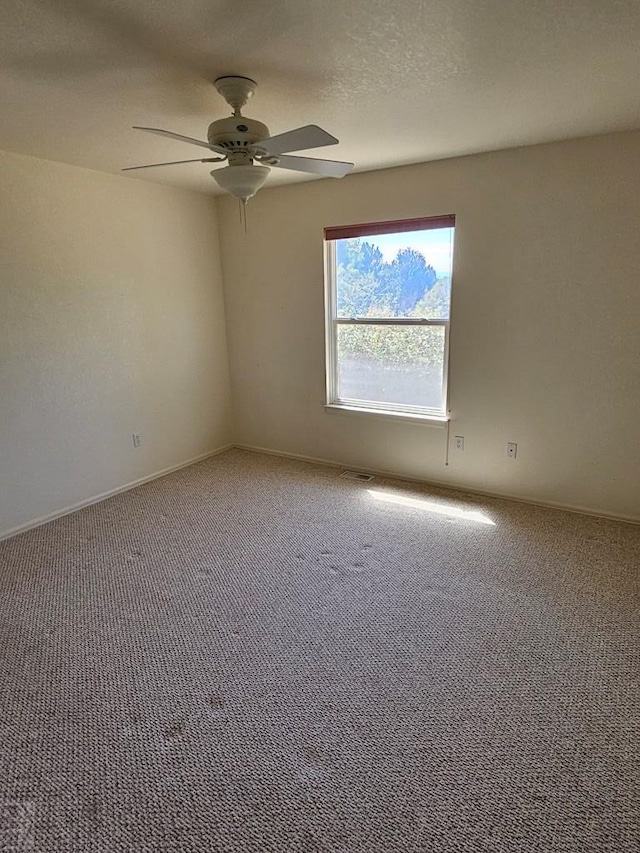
[124,76,354,204]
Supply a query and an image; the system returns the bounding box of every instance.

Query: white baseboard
[234,443,640,526]
[0,445,234,542]
[4,441,637,542]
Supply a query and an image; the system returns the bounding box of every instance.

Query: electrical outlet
[454,435,465,451]
[132,433,141,448]
[506,442,517,458]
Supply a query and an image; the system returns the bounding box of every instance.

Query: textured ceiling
[2,0,640,195]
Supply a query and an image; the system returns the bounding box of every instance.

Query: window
[324,215,455,420]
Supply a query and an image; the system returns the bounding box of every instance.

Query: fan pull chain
[236,199,249,232]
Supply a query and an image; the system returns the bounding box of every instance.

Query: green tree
[336,239,390,314]
[337,239,384,278]
[385,249,437,315]
[414,277,451,319]
[336,265,380,316]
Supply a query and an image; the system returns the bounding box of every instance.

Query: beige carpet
[0,448,638,852]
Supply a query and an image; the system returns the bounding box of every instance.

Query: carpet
[0,449,638,851]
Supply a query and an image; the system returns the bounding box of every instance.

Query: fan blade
[122,157,223,171]
[133,126,226,155]
[258,125,338,156]
[273,155,354,178]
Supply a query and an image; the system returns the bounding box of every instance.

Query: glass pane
[337,325,446,410]
[335,228,454,320]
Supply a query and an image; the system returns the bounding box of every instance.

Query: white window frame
[324,216,454,422]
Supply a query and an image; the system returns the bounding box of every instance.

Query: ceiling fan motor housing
[207,116,270,156]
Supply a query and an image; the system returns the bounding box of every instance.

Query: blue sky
[369,228,454,276]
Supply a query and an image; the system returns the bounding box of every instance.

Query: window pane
[335,228,453,320]
[337,325,446,409]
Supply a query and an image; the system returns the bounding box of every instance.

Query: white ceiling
[2,0,640,195]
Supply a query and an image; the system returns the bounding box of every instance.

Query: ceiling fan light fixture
[127,77,354,204]
[211,164,270,202]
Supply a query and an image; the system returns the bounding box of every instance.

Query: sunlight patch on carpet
[367,489,496,525]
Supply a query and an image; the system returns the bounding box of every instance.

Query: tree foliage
[336,239,442,318]
[338,324,445,367]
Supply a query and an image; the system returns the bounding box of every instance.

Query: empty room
[1,0,639,850]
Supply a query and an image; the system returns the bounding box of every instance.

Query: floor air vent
[340,470,374,482]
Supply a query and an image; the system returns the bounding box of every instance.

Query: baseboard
[4,441,637,541]
[0,444,234,542]
[234,443,640,526]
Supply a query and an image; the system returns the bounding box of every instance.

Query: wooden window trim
[324,215,455,242]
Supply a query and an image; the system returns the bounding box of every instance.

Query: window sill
[324,403,449,426]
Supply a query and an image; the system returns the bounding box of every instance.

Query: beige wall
[1,149,233,538]
[217,131,640,521]
[3,133,638,534]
